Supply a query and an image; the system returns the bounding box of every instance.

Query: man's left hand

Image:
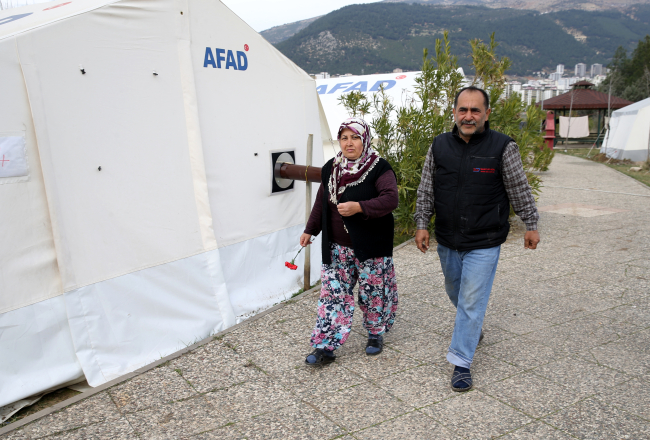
[338,202,362,217]
[524,230,540,249]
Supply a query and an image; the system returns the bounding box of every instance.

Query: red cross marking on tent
[0,155,9,167]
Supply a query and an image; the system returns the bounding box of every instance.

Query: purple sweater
[304,171,398,248]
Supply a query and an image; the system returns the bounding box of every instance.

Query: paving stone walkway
[2,153,650,439]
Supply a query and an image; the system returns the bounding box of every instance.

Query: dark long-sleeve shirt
[305,171,399,247]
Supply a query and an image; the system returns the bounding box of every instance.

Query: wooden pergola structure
[538,81,633,141]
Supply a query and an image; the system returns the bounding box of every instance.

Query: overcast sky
[2,0,384,32]
[224,0,383,31]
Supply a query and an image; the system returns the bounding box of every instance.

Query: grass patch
[394,232,413,247]
[557,149,650,187]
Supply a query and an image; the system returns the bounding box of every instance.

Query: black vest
[320,158,395,264]
[433,122,512,251]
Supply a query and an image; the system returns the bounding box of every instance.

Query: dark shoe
[451,366,473,392]
[366,334,383,355]
[305,348,336,365]
[479,330,484,343]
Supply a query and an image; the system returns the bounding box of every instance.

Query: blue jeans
[437,243,501,369]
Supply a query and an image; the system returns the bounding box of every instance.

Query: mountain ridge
[272,3,650,76]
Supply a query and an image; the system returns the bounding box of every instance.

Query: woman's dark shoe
[366,334,383,355]
[451,366,473,392]
[305,348,336,365]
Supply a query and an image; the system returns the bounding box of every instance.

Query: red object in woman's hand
[285,261,298,270]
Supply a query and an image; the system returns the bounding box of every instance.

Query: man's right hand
[415,229,430,253]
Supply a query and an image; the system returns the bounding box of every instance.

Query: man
[414,86,540,392]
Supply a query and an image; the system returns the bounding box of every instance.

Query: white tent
[316,70,465,145]
[0,0,326,409]
[601,97,650,162]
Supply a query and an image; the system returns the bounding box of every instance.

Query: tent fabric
[316,70,465,140]
[0,0,325,408]
[601,98,650,162]
[0,297,84,407]
[559,116,590,138]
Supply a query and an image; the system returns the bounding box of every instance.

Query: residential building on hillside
[549,72,562,81]
[314,72,330,80]
[591,63,603,77]
[575,63,587,77]
[557,64,565,75]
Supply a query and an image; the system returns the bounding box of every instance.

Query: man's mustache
[461,120,477,126]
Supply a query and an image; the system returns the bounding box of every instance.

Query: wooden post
[304,134,313,292]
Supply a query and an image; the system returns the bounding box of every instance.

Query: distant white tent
[601,97,650,162]
[317,70,465,146]
[0,0,325,409]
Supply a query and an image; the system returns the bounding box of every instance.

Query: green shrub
[338,32,554,235]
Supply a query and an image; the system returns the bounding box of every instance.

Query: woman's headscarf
[328,117,381,205]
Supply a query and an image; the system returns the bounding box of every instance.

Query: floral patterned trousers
[310,243,398,351]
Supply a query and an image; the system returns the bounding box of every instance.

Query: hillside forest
[273,3,650,76]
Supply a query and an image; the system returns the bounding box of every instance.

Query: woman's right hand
[300,233,312,247]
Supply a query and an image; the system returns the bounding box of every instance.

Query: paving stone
[598,302,650,328]
[520,293,619,325]
[108,365,197,413]
[125,396,220,440]
[395,300,454,329]
[597,378,650,421]
[532,355,630,394]
[277,361,367,398]
[375,364,454,408]
[203,379,297,422]
[189,424,246,439]
[236,402,344,440]
[583,330,650,380]
[499,421,583,439]
[544,397,650,439]
[421,390,532,439]
[386,329,450,364]
[247,336,311,376]
[482,372,587,418]
[338,345,422,381]
[480,336,566,370]
[304,383,410,432]
[525,315,638,355]
[374,316,429,342]
[353,411,456,439]
[46,418,137,440]
[469,351,523,388]
[22,393,120,439]
[484,309,553,335]
[273,314,317,342]
[168,341,265,393]
[219,318,286,355]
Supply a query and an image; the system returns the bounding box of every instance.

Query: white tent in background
[601,97,650,162]
[0,0,326,410]
[316,69,465,147]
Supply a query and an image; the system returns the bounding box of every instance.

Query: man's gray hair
[454,86,490,110]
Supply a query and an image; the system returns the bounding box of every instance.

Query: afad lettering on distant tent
[317,80,397,95]
[204,46,248,71]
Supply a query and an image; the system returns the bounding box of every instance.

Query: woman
[300,117,399,365]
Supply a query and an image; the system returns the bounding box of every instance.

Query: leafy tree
[339,33,554,235]
[598,35,650,102]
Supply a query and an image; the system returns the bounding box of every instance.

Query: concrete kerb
[0,237,416,436]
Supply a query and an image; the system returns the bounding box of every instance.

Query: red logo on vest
[473,167,495,173]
